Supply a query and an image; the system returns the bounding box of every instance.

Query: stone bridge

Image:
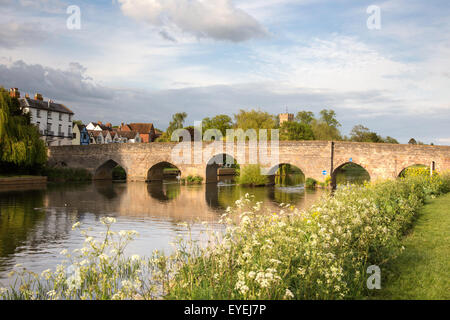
[48,141,450,185]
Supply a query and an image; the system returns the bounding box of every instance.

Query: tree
[280,121,315,141]
[234,109,277,131]
[383,136,399,144]
[319,109,340,128]
[202,114,233,137]
[295,111,315,125]
[157,112,188,142]
[0,87,47,174]
[349,125,382,143]
[408,138,417,145]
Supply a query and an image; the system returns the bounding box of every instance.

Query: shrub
[112,166,126,180]
[236,165,268,187]
[182,175,203,185]
[43,167,92,182]
[305,177,317,189]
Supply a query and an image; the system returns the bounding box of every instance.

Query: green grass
[374,193,450,300]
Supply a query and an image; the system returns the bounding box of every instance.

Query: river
[0,167,369,286]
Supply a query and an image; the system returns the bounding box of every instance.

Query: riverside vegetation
[0,168,449,300]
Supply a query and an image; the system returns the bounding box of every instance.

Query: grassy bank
[373,192,450,299]
[1,171,449,300]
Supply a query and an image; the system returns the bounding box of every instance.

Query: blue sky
[1,0,449,144]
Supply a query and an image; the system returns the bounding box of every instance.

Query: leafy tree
[0,87,47,174]
[408,138,417,145]
[157,112,188,142]
[295,111,315,125]
[383,136,399,144]
[349,125,383,143]
[319,109,340,128]
[280,121,315,141]
[310,109,342,141]
[202,114,233,137]
[234,109,277,131]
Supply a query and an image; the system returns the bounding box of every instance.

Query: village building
[11,88,74,146]
[119,123,158,142]
[72,124,90,146]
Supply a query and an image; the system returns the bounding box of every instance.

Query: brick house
[119,123,158,143]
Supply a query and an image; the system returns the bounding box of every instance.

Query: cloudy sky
[0,0,449,144]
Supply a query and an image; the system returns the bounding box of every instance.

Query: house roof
[75,124,86,131]
[126,123,154,134]
[116,131,139,139]
[88,130,103,137]
[89,122,113,131]
[19,97,74,115]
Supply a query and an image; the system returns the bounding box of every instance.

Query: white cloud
[117,0,268,42]
[0,22,49,48]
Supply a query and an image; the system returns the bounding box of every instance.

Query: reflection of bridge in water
[48,141,450,187]
[0,182,324,275]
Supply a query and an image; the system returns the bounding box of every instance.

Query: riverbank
[0,176,47,185]
[373,192,450,299]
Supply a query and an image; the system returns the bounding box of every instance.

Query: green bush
[112,166,127,180]
[43,167,92,182]
[305,177,317,189]
[181,175,203,185]
[236,165,268,187]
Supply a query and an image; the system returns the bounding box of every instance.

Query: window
[59,113,62,121]
[58,124,62,136]
[68,125,72,136]
[48,111,52,119]
[47,123,52,134]
[69,114,72,122]
[37,109,41,118]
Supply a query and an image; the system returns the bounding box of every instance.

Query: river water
[0,177,328,285]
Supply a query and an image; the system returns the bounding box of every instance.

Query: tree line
[156,108,430,144]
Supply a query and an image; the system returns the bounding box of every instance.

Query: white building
[15,90,74,146]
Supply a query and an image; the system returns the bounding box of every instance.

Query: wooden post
[430,161,436,176]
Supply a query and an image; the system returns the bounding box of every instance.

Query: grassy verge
[373,192,450,299]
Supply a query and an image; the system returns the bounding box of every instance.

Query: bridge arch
[205,153,238,184]
[331,162,370,188]
[94,159,128,180]
[398,164,428,178]
[147,162,181,182]
[267,163,306,186]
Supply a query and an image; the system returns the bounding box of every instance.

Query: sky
[0,0,449,144]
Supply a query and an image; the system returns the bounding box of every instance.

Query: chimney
[34,93,43,101]
[9,88,20,99]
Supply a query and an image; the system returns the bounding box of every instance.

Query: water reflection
[0,181,325,284]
